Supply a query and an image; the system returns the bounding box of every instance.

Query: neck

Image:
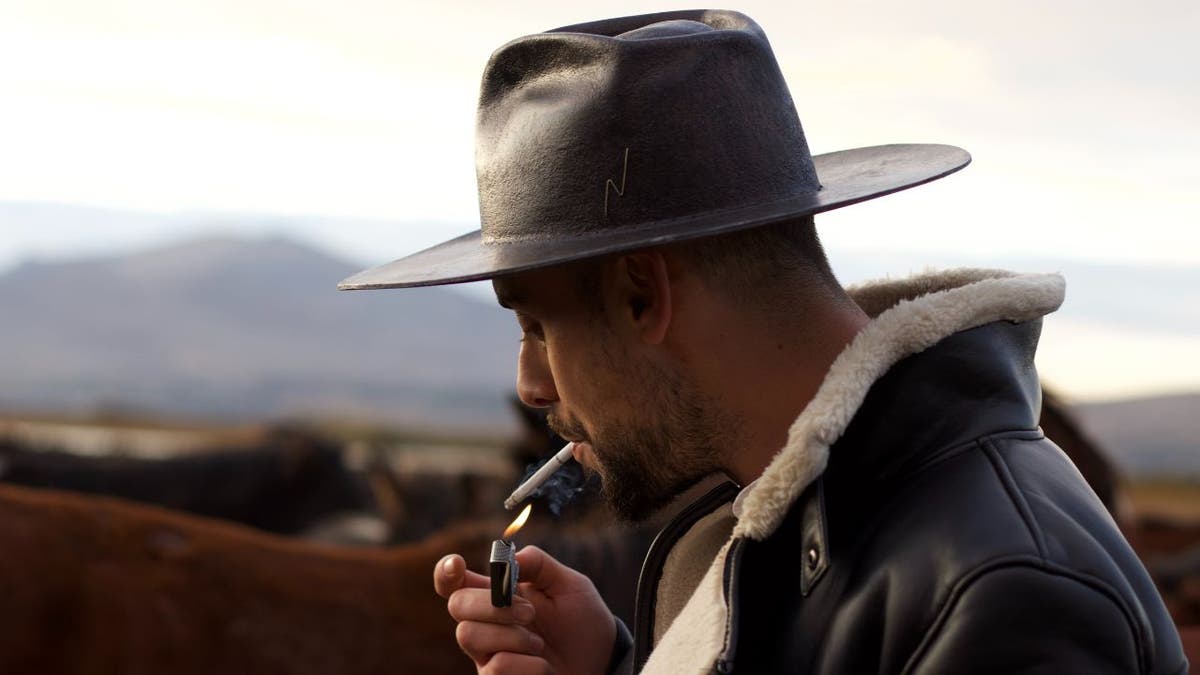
[685,291,869,486]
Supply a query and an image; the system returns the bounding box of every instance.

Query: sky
[0,0,1197,402]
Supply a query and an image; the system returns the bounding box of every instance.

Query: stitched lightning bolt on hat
[338,9,970,291]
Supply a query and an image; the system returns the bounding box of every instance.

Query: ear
[614,251,672,345]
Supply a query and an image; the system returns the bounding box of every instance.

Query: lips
[570,441,597,470]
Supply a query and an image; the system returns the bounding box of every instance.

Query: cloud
[0,0,1194,264]
[1037,317,1200,401]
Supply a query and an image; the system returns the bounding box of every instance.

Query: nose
[516,340,558,408]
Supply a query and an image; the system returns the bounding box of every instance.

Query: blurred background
[0,1,1196,673]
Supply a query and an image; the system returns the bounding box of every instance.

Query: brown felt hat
[339,9,970,290]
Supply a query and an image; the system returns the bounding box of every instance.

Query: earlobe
[621,252,672,345]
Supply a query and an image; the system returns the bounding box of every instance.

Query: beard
[548,355,732,522]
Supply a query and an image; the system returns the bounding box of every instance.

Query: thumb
[515,545,586,596]
[433,554,489,598]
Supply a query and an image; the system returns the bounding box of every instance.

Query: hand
[434,545,617,674]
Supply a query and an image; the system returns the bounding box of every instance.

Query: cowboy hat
[339,9,969,290]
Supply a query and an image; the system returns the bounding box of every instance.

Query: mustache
[546,412,588,442]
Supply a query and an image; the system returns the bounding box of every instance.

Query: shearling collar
[639,267,1065,675]
[732,268,1065,540]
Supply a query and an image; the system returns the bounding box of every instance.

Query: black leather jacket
[630,319,1186,674]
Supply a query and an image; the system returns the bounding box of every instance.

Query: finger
[456,620,545,665]
[479,649,552,675]
[434,554,490,598]
[514,545,587,596]
[448,588,536,625]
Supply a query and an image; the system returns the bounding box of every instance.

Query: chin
[601,471,708,523]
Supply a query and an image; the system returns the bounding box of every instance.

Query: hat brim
[338,143,969,290]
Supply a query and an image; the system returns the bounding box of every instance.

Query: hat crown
[475,10,819,244]
[616,19,713,40]
[337,10,969,291]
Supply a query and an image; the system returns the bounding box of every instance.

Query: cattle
[0,479,666,674]
[0,427,377,536]
[0,482,491,675]
[1,388,1195,672]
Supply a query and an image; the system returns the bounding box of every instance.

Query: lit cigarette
[503,443,575,511]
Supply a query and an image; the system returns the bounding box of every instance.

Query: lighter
[491,503,532,607]
[489,539,518,607]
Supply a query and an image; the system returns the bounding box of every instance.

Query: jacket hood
[640,267,1065,674]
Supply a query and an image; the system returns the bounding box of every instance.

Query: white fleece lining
[654,505,737,644]
[640,268,1065,675]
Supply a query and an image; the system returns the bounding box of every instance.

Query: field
[1128,479,1200,523]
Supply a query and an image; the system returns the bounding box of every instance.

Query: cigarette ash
[518,455,598,516]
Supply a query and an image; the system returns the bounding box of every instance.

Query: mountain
[1076,393,1200,479]
[1,203,1196,461]
[0,236,520,430]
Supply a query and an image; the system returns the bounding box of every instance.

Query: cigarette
[503,443,575,511]
[490,539,519,607]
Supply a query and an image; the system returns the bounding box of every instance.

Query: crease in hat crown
[474,9,819,246]
[337,9,969,291]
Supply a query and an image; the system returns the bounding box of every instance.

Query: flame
[503,503,533,539]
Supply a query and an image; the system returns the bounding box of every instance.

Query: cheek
[546,320,638,419]
[546,340,603,402]
[552,368,606,423]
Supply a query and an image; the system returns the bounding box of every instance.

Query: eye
[516,314,546,345]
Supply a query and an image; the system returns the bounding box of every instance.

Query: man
[340,10,1186,674]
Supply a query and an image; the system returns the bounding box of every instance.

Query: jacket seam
[826,430,1048,609]
[840,429,1047,572]
[884,427,1044,491]
[982,435,1160,672]
[980,437,1049,559]
[900,556,1148,675]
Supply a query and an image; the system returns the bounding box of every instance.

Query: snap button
[806,546,820,569]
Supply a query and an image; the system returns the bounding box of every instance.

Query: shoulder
[903,560,1153,674]
[854,430,1151,619]
[853,431,1119,566]
[837,432,1070,573]
[862,432,1184,674]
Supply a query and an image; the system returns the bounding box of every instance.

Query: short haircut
[570,215,841,318]
[674,215,837,300]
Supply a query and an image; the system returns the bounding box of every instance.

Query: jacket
[627,268,1186,674]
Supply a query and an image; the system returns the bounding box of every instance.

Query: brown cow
[3,390,1193,673]
[0,483,495,675]
[0,480,660,674]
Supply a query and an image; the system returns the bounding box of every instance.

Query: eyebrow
[493,281,524,310]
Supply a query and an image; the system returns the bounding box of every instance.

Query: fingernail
[441,557,457,575]
[514,602,534,624]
